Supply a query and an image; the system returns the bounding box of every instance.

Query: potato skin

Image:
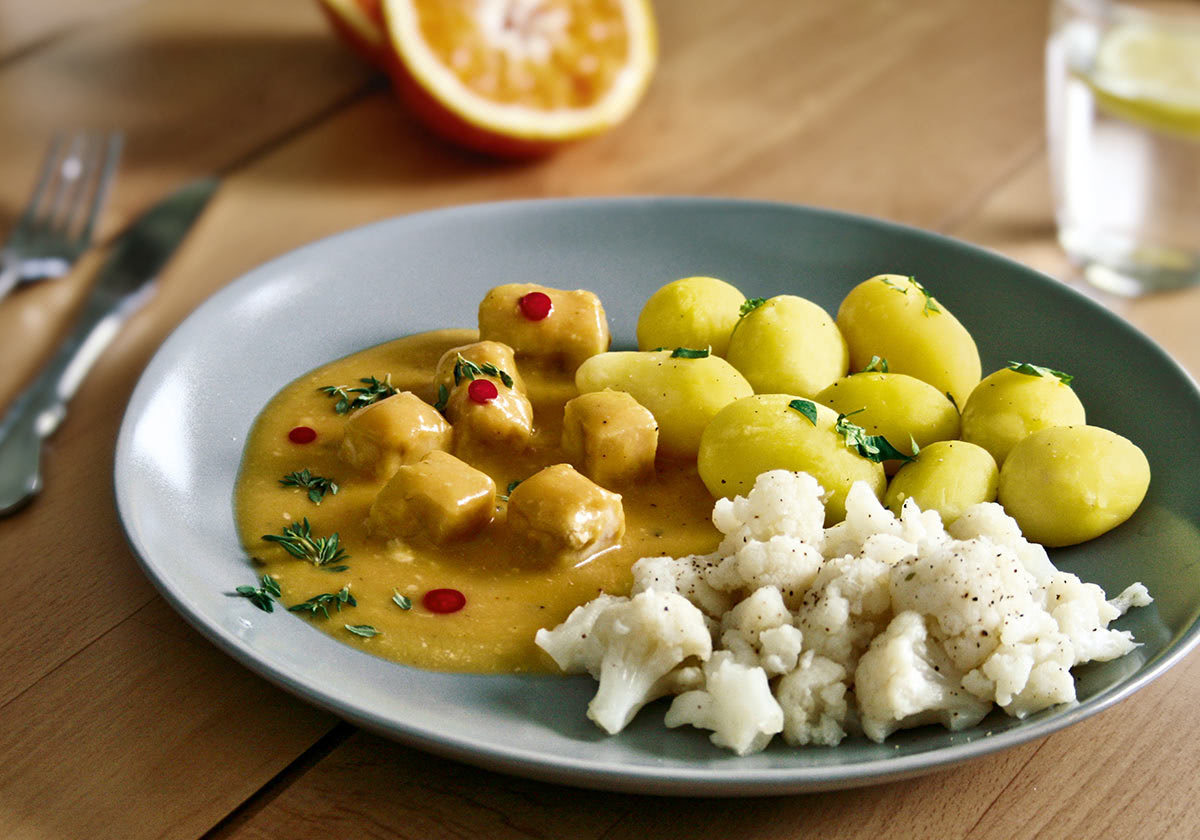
[725,295,848,397]
[815,372,960,474]
[636,276,746,357]
[961,367,1086,466]
[836,274,981,408]
[697,394,885,524]
[997,425,1150,547]
[884,440,999,524]
[575,350,753,459]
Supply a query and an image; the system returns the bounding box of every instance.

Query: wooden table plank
[0,599,335,840]
[0,0,148,64]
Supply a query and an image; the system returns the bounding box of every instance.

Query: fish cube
[562,390,658,487]
[339,391,451,479]
[369,450,496,544]
[478,283,611,373]
[445,383,534,451]
[433,340,526,397]
[506,463,625,564]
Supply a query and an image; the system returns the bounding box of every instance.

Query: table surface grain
[1,2,1197,838]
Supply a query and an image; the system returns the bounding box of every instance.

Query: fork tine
[74,133,123,246]
[40,132,87,236]
[11,132,67,235]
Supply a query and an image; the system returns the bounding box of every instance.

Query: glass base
[1058,226,1200,296]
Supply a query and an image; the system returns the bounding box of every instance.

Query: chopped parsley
[670,347,710,359]
[1006,360,1074,386]
[787,398,819,426]
[835,410,917,464]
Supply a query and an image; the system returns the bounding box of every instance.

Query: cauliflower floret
[896,497,952,555]
[822,481,902,559]
[1041,572,1141,664]
[950,503,1056,584]
[534,593,627,674]
[1110,582,1153,615]
[631,553,733,619]
[718,586,803,676]
[775,650,853,747]
[794,553,893,672]
[564,589,714,735]
[890,538,1042,672]
[664,651,784,755]
[704,535,824,607]
[854,611,992,742]
[713,470,826,556]
[961,609,1077,718]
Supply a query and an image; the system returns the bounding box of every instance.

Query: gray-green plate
[115,197,1200,795]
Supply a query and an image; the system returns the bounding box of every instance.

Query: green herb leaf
[453,354,514,389]
[288,584,356,620]
[345,624,380,638]
[861,355,889,373]
[1006,360,1074,386]
[909,276,941,315]
[280,468,339,505]
[318,375,399,414]
[739,297,767,318]
[229,575,280,613]
[260,574,282,598]
[669,347,710,359]
[834,411,917,464]
[322,564,351,573]
[787,398,819,426]
[433,383,449,414]
[945,391,959,411]
[497,477,524,502]
[392,589,413,610]
[263,518,349,566]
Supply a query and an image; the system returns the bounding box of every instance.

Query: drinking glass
[1046,0,1200,295]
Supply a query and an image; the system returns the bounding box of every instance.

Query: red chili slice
[518,291,553,321]
[423,588,466,614]
[288,426,317,444]
[467,378,499,404]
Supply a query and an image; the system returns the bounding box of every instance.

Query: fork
[0,132,123,301]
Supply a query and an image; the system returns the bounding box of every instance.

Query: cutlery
[0,132,124,301]
[0,177,219,516]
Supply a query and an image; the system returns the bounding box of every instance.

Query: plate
[115,197,1200,795]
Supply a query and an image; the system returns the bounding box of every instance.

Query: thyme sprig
[453,354,514,389]
[279,468,339,505]
[288,584,356,619]
[230,575,281,613]
[392,589,413,610]
[263,518,349,566]
[1006,360,1074,386]
[835,410,917,464]
[319,374,399,414]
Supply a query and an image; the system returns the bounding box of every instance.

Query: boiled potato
[575,349,753,458]
[836,274,981,408]
[997,425,1150,547]
[961,365,1086,466]
[636,276,746,357]
[725,295,848,396]
[815,372,960,474]
[884,440,999,524]
[697,394,885,524]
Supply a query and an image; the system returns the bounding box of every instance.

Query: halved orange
[380,0,658,158]
[318,0,389,68]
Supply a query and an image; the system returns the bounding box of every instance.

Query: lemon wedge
[1087,20,1200,138]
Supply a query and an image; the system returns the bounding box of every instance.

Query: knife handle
[0,281,156,515]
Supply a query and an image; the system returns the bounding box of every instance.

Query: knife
[0,177,219,516]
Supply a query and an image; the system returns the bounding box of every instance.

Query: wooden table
[1,2,1197,838]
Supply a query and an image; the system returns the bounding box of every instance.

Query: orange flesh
[234,329,720,673]
[411,0,632,108]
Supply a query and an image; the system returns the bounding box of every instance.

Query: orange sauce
[234,329,720,672]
